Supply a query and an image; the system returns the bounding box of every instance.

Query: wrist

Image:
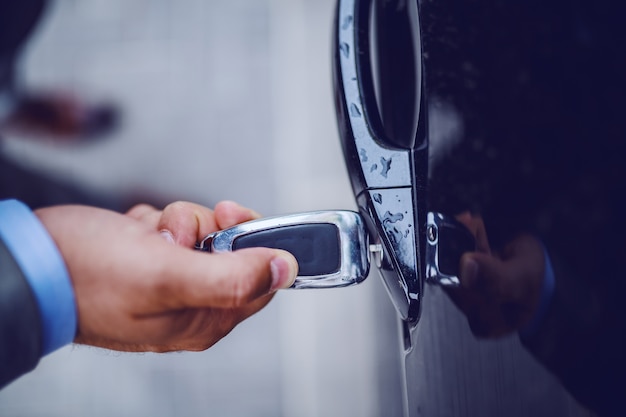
[0,200,77,355]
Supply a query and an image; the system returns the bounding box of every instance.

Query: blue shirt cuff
[519,245,556,339]
[0,200,77,355]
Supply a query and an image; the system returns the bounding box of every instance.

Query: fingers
[446,235,546,338]
[445,253,491,315]
[158,246,298,310]
[157,201,218,248]
[214,200,261,230]
[455,211,491,254]
[446,213,509,337]
[126,203,162,227]
[460,252,508,293]
[155,200,261,248]
[447,252,514,337]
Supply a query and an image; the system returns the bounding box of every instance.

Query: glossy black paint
[416,1,626,415]
[421,0,626,252]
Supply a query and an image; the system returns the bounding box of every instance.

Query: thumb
[159,247,298,310]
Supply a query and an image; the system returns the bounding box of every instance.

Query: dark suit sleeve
[0,237,43,389]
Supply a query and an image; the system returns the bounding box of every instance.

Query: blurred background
[0,0,592,416]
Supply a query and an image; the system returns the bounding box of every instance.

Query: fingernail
[159,230,175,245]
[270,253,298,291]
[461,257,479,288]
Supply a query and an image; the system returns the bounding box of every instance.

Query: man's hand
[35,201,298,352]
[444,213,545,338]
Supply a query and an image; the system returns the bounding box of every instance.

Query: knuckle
[126,203,156,219]
[164,201,189,215]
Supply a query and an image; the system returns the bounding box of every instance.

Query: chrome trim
[337,0,413,189]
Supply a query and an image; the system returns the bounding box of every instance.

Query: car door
[333,0,599,415]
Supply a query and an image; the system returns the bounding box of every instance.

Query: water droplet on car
[359,148,368,162]
[342,15,353,30]
[373,193,382,204]
[340,42,350,58]
[380,157,392,178]
[383,211,404,224]
[350,103,361,117]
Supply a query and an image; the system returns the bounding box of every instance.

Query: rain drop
[342,15,353,30]
[380,157,392,178]
[340,42,350,58]
[383,211,404,224]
